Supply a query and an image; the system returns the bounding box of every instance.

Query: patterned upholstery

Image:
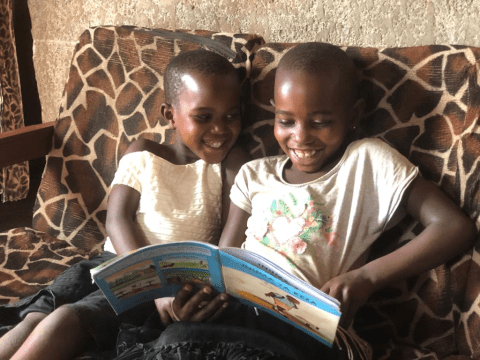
[246,43,480,359]
[0,26,264,304]
[1,26,479,359]
[0,0,28,202]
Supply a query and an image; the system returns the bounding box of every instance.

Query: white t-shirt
[104,151,222,253]
[230,138,419,289]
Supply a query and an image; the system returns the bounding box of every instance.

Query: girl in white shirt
[4,49,249,360]
[219,42,476,359]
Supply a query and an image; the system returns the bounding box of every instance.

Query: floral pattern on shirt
[247,193,337,263]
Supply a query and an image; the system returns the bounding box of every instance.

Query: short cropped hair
[277,43,360,103]
[164,49,238,105]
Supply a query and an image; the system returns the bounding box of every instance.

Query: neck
[163,141,200,165]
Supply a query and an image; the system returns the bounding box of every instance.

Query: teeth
[293,149,317,159]
[205,141,223,148]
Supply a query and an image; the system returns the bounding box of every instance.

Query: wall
[25,0,480,123]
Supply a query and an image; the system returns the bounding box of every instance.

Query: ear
[351,98,365,130]
[161,103,175,129]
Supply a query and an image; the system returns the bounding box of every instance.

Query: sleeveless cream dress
[104,151,222,253]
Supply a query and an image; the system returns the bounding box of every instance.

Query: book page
[219,252,340,346]
[91,241,224,314]
[222,247,340,308]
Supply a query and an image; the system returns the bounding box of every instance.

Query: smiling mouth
[291,149,318,159]
[204,140,226,149]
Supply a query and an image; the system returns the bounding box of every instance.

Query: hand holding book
[170,284,229,324]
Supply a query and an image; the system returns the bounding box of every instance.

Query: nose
[211,119,227,134]
[293,124,312,144]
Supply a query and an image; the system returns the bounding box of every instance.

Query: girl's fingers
[173,283,195,309]
[191,293,229,322]
[173,285,217,320]
[206,299,229,322]
[322,282,341,302]
[338,291,351,328]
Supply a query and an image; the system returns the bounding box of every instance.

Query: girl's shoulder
[345,138,416,175]
[347,137,402,159]
[349,137,388,150]
[123,138,174,161]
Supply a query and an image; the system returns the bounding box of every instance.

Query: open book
[90,241,341,346]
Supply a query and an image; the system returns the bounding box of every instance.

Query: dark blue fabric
[112,301,347,360]
[114,322,304,360]
[0,251,116,336]
[69,288,157,350]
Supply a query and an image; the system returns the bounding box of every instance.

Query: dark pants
[0,252,116,337]
[113,301,348,360]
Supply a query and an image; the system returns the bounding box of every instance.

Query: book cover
[91,241,341,346]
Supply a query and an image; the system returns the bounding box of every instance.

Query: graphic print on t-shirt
[247,192,337,267]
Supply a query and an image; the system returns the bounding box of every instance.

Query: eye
[311,120,332,128]
[276,118,295,127]
[193,114,211,122]
[225,111,241,122]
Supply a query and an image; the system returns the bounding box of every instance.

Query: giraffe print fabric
[0,27,479,359]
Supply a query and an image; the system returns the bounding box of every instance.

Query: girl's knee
[23,312,48,329]
[46,305,83,330]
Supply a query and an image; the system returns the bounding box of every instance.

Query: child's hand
[320,268,377,328]
[156,284,229,327]
[154,297,176,326]
[172,284,229,322]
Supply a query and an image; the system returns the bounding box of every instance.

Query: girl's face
[273,69,361,183]
[165,72,241,164]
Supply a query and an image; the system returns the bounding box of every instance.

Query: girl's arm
[321,176,477,327]
[366,176,476,287]
[221,144,251,228]
[105,184,147,254]
[105,139,155,254]
[219,202,250,247]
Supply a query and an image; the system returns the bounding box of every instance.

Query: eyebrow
[275,109,333,115]
[192,105,240,111]
[192,106,213,110]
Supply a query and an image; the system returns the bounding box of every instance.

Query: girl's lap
[17,251,117,319]
[112,301,348,360]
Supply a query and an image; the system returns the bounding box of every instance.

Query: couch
[0,26,479,360]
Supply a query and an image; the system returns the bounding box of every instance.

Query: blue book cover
[91,241,341,346]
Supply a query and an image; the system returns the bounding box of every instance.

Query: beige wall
[28,0,480,123]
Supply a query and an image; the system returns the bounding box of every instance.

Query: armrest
[0,121,55,168]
